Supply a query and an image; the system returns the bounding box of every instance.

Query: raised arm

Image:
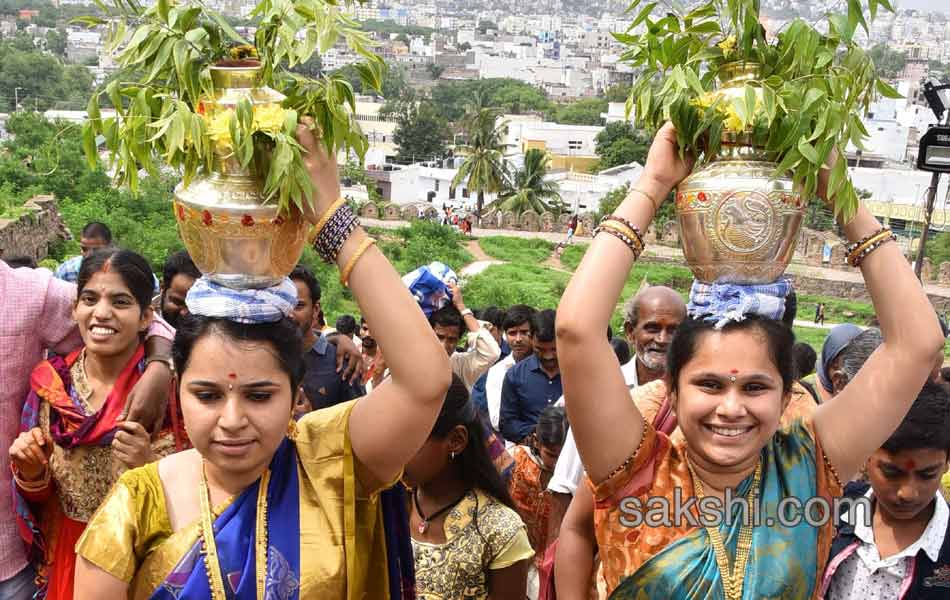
[555,123,693,484]
[297,124,451,487]
[813,197,944,480]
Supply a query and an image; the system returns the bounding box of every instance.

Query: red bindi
[730,369,739,374]
[904,459,916,471]
[228,373,237,379]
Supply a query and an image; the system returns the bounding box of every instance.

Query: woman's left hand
[296,119,342,226]
[121,363,172,435]
[112,421,156,469]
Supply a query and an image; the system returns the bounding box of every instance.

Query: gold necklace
[199,462,271,600]
[686,458,762,600]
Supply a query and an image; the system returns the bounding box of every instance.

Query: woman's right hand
[295,119,342,226]
[10,428,53,481]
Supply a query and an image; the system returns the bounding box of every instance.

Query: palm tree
[492,149,562,215]
[452,104,509,220]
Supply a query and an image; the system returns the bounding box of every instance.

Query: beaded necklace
[199,462,271,600]
[686,459,762,600]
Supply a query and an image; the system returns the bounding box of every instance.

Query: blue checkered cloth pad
[185,276,297,324]
[687,278,793,329]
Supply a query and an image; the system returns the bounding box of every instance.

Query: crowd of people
[1,121,949,600]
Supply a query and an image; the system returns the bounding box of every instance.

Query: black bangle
[313,204,359,263]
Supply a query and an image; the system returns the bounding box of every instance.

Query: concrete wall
[0,195,69,262]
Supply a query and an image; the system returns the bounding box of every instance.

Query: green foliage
[478,237,554,263]
[341,159,381,203]
[426,63,445,80]
[462,264,568,310]
[377,220,474,275]
[360,19,436,41]
[594,122,649,171]
[454,104,510,217]
[332,62,408,99]
[80,0,384,213]
[297,246,359,320]
[430,79,553,122]
[492,149,561,215]
[926,232,950,269]
[44,27,66,57]
[547,98,608,126]
[393,100,451,163]
[617,0,896,221]
[604,84,631,103]
[558,244,588,271]
[0,42,94,111]
[57,176,183,270]
[867,44,906,79]
[595,184,629,222]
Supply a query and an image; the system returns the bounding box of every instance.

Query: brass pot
[173,61,309,289]
[675,63,807,284]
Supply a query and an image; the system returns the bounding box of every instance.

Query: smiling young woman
[9,249,185,600]
[554,123,945,599]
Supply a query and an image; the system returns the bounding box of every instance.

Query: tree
[331,62,406,99]
[604,84,630,103]
[548,98,607,126]
[453,105,510,219]
[430,79,553,122]
[477,20,497,33]
[426,62,445,80]
[492,149,561,215]
[393,100,451,163]
[44,27,66,57]
[926,231,950,268]
[458,42,472,52]
[868,44,907,79]
[291,53,322,78]
[341,159,381,203]
[593,122,649,171]
[0,43,94,111]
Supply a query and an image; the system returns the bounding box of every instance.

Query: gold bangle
[846,230,893,265]
[340,237,376,287]
[310,198,346,243]
[600,220,644,254]
[628,187,659,211]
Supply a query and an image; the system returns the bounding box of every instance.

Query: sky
[895,0,943,12]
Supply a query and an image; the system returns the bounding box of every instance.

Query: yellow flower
[229,45,259,60]
[252,105,288,135]
[205,108,235,150]
[723,106,745,133]
[691,92,720,110]
[718,35,737,56]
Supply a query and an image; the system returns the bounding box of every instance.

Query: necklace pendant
[418,520,428,534]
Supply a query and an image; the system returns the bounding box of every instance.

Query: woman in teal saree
[554,123,944,599]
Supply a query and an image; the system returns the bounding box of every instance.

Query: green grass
[461,263,569,310]
[377,220,474,275]
[559,244,588,270]
[797,293,875,325]
[479,237,554,264]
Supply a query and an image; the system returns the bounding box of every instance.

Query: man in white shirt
[430,282,501,390]
[548,285,686,496]
[484,305,537,433]
[822,381,950,600]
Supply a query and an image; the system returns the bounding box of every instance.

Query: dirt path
[541,248,569,272]
[465,240,492,262]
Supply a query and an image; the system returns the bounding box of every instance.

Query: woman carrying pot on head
[71,124,452,599]
[9,249,187,600]
[554,122,944,599]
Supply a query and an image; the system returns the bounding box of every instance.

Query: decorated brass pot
[675,63,807,284]
[173,61,309,289]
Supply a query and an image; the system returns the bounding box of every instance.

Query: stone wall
[0,195,69,262]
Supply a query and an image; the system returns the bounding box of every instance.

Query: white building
[502,114,603,171]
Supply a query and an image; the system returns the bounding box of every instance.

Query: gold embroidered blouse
[411,488,534,599]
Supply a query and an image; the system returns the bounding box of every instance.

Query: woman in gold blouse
[72,125,452,599]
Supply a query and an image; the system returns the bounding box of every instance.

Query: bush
[462,264,568,310]
[378,220,473,274]
[478,237,553,263]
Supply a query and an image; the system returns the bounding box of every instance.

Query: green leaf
[875,79,903,99]
[847,0,869,35]
[797,137,820,165]
[630,2,657,30]
[801,88,826,114]
[81,123,98,169]
[744,85,756,127]
[623,0,643,15]
[208,9,249,44]
[762,86,777,123]
[683,67,705,96]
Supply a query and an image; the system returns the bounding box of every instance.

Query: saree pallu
[593,419,841,600]
[78,399,396,600]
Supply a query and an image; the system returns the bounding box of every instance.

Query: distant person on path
[566,214,579,245]
[815,302,826,325]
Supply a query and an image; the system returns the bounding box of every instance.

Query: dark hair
[611,338,631,365]
[941,367,950,384]
[429,304,465,334]
[3,255,36,269]
[79,249,155,313]
[881,381,950,454]
[479,306,506,329]
[172,315,306,393]
[431,373,514,510]
[335,314,358,336]
[792,342,817,379]
[290,264,321,303]
[534,309,557,344]
[162,249,201,290]
[81,221,112,243]
[502,304,537,332]
[666,316,796,394]
[783,291,797,328]
[535,405,568,449]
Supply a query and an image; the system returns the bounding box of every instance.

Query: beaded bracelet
[601,216,645,251]
[845,227,891,257]
[340,237,376,287]
[602,221,644,256]
[311,198,346,242]
[595,223,643,259]
[847,231,896,268]
[313,204,359,263]
[599,417,649,485]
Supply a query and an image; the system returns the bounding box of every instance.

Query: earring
[450,451,456,460]
[287,419,299,441]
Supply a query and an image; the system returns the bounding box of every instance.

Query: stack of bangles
[845,227,896,268]
[595,215,645,259]
[308,198,376,287]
